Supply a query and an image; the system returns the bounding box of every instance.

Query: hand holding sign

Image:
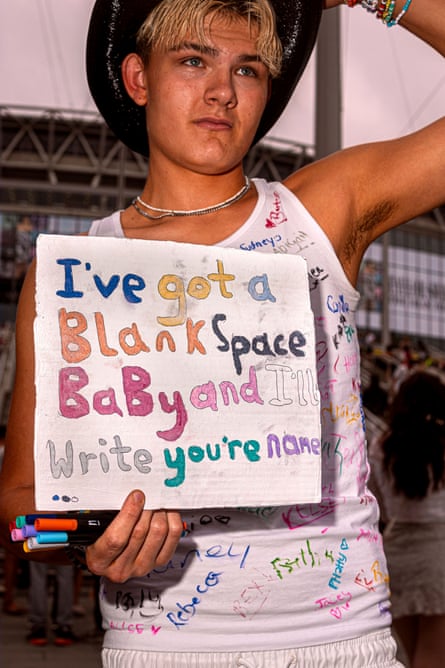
[85,491,184,581]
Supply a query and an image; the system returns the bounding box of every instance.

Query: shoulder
[281,144,397,284]
[89,211,123,237]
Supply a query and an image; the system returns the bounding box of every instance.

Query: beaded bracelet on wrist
[344,0,413,26]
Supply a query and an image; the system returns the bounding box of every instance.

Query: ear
[121,53,148,106]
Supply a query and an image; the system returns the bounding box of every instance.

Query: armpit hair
[343,199,396,262]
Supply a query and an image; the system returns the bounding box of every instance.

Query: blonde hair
[136,0,283,78]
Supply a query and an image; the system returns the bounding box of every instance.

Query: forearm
[398,0,445,55]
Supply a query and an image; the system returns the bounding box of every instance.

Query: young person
[368,371,445,668]
[0,1,444,666]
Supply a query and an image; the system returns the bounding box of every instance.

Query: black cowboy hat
[86,0,322,156]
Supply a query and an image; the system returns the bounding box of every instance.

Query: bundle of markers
[10,511,118,552]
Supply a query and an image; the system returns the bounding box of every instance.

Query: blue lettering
[166,571,223,629]
[248,274,276,303]
[327,294,350,314]
[93,273,120,298]
[56,258,83,298]
[240,236,282,251]
[122,273,146,303]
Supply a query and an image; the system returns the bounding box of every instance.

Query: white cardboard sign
[34,234,321,510]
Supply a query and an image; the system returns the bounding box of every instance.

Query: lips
[194,117,233,130]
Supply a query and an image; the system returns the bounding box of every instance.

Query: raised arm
[0,262,183,581]
[286,0,445,284]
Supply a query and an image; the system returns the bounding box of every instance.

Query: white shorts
[102,629,405,667]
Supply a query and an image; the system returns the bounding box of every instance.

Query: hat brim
[86,0,322,157]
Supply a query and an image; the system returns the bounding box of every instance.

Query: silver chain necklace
[131,176,250,220]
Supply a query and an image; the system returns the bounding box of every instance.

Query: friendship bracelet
[387,0,413,26]
[345,0,413,25]
[376,0,388,18]
[383,0,396,23]
[361,1,379,12]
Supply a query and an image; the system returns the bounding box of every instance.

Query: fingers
[85,490,183,583]
[146,510,184,567]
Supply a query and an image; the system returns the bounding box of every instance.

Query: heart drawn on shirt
[265,211,287,228]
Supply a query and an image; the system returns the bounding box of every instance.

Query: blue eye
[184,57,202,67]
[237,66,256,77]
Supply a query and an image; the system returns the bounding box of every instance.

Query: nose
[204,69,237,108]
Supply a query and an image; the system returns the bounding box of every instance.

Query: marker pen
[10,528,25,542]
[16,510,117,529]
[15,514,58,529]
[36,531,101,545]
[34,516,115,532]
[25,537,68,552]
[22,524,38,538]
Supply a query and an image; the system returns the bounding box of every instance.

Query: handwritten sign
[34,235,321,509]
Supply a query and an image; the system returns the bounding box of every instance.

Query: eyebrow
[170,41,261,64]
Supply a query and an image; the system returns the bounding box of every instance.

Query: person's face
[134,15,271,175]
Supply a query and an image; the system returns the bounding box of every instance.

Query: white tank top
[89,179,391,651]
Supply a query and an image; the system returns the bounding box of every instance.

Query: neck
[139,165,247,212]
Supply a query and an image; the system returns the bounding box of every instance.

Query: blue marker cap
[36,531,69,544]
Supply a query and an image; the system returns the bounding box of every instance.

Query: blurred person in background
[369,371,445,667]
